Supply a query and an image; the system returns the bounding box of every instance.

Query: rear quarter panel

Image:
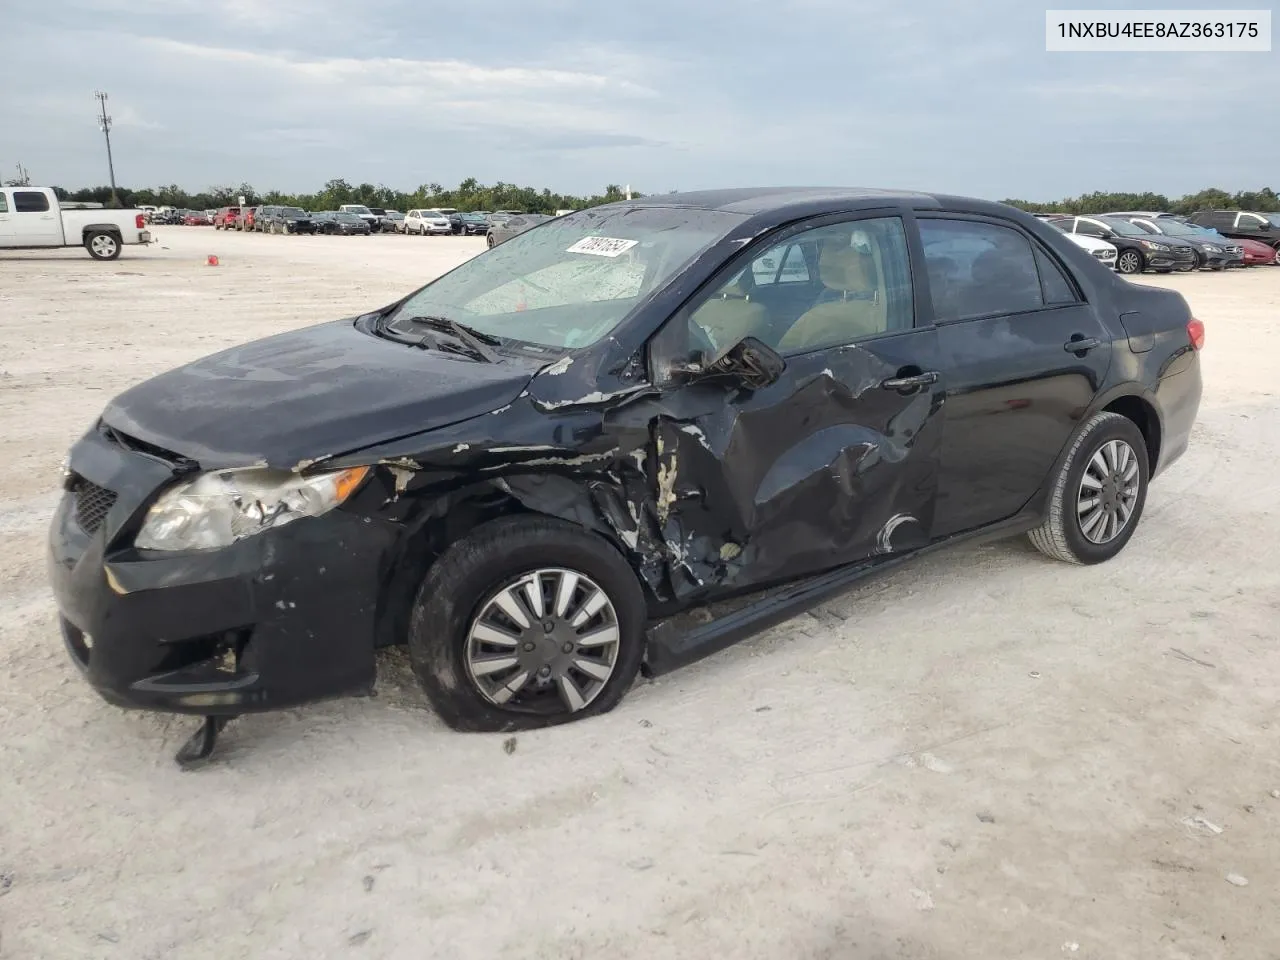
[59,209,144,243]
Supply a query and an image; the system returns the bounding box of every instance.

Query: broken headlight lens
[135,466,369,551]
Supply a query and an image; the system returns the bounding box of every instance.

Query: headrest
[818,242,876,293]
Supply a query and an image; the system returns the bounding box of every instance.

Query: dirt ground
[2,227,1277,960]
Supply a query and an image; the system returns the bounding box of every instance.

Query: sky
[1,0,1276,201]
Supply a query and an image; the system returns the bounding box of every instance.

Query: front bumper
[48,427,395,715]
[1144,247,1197,270]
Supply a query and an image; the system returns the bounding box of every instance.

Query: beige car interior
[690,228,896,359]
[777,239,888,352]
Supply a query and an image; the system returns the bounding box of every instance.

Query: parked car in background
[1115,216,1242,270]
[0,186,150,260]
[183,211,212,226]
[138,205,157,221]
[364,208,388,232]
[428,208,462,233]
[458,212,490,235]
[338,204,381,231]
[488,210,523,227]
[1187,210,1280,264]
[1057,229,1118,270]
[313,211,372,235]
[253,205,276,231]
[213,206,241,230]
[236,206,259,231]
[379,210,404,232]
[405,209,452,235]
[262,206,316,235]
[46,187,1204,753]
[485,213,553,248]
[1223,233,1278,265]
[1049,215,1196,274]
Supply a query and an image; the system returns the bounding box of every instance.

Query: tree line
[20,176,1280,216]
[1001,187,1279,215]
[45,178,642,214]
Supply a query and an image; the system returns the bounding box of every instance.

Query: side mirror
[676,336,785,390]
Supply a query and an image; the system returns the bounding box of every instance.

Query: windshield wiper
[403,315,501,363]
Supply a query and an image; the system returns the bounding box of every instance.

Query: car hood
[101,319,542,470]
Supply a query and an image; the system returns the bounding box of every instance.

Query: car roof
[619,186,955,216]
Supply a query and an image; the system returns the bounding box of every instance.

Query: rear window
[13,191,50,213]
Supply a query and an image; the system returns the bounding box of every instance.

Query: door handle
[1064,335,1100,353]
[881,370,939,390]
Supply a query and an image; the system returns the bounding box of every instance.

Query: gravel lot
[2,227,1278,960]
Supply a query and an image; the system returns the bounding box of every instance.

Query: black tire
[407,515,647,732]
[85,230,121,261]
[1027,411,1149,565]
[486,233,496,248]
[1116,249,1143,274]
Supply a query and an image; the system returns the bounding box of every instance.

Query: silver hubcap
[1274,248,1280,265]
[465,568,620,713]
[1077,439,1140,545]
[91,235,116,256]
[1118,251,1140,273]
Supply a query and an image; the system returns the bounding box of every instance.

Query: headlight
[1204,244,1222,252]
[135,466,369,552]
[1140,240,1169,251]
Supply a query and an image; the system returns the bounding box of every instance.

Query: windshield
[1142,219,1198,237]
[1097,217,1148,237]
[1264,214,1280,228]
[282,207,307,217]
[345,205,372,215]
[337,213,363,222]
[386,206,747,350]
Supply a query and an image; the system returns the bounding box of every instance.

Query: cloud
[0,0,1275,199]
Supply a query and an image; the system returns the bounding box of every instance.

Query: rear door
[920,215,1112,537]
[8,190,62,246]
[0,190,13,246]
[635,212,946,594]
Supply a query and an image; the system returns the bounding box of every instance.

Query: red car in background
[236,206,259,231]
[213,206,240,230]
[1236,236,1276,266]
[182,211,212,226]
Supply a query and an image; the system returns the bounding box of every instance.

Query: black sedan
[1108,214,1242,270]
[485,213,553,248]
[1049,215,1198,274]
[48,187,1203,763]
[262,206,316,235]
[312,211,372,236]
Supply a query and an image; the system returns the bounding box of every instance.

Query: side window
[0,193,8,214]
[919,219,1044,322]
[751,243,810,285]
[13,191,50,213]
[1075,219,1105,237]
[1034,246,1079,305]
[1237,213,1265,229]
[688,217,913,356]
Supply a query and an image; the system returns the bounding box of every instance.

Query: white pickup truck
[0,186,151,260]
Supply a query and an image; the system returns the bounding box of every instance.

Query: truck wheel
[85,231,121,261]
[407,515,647,732]
[1027,412,1149,565]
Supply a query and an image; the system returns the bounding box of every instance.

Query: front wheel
[85,230,121,261]
[486,233,496,248]
[407,515,646,732]
[1027,412,1149,565]
[1273,245,1280,266]
[1116,249,1143,274]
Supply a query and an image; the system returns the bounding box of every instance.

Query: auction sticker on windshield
[566,236,639,257]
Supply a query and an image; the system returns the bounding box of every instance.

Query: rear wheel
[85,230,121,261]
[486,233,496,249]
[1028,412,1149,565]
[407,516,646,732]
[1273,245,1280,266]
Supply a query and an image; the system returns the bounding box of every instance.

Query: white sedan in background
[403,209,452,236]
[1061,230,1118,270]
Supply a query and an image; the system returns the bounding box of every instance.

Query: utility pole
[93,90,119,206]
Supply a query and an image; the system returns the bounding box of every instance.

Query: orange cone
[207,254,219,266]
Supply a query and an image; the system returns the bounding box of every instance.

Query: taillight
[135,213,145,229]
[1187,317,1205,350]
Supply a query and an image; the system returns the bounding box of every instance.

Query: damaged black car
[48,187,1203,761]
